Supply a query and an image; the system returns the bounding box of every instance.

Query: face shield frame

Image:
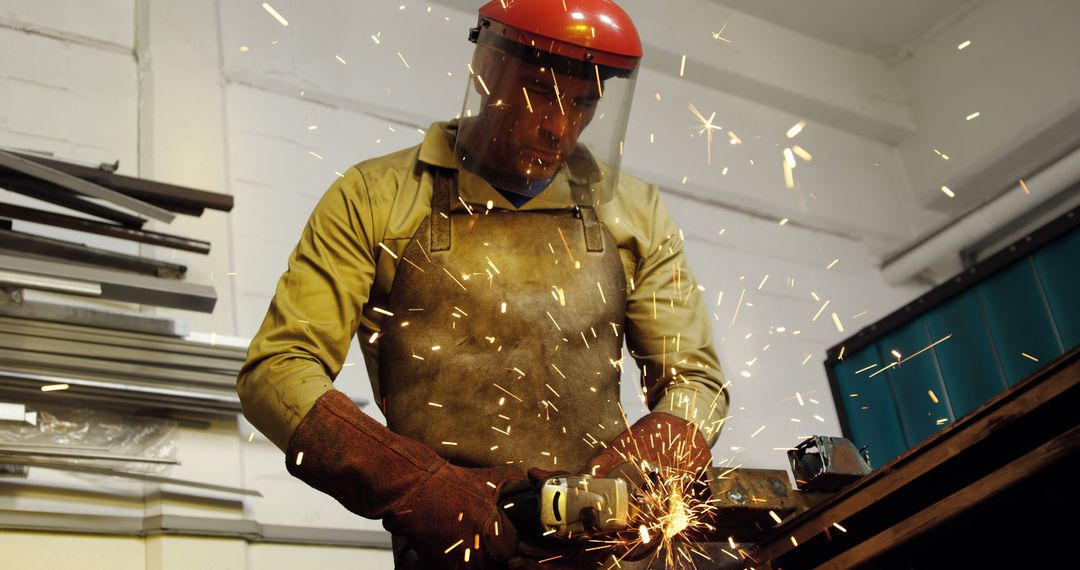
[455,26,639,205]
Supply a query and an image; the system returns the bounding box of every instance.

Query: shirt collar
[417,120,582,211]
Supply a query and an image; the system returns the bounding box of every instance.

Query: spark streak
[261,3,289,26]
[522,87,533,112]
[786,120,806,139]
[551,69,565,115]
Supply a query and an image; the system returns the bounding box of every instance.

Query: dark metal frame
[825,203,1080,440]
[758,347,1079,568]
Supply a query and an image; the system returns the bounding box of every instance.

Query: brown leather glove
[583,412,713,562]
[586,412,712,479]
[286,390,529,569]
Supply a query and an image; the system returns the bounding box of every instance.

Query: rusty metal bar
[0,229,187,278]
[0,150,175,223]
[0,174,147,227]
[0,202,210,254]
[4,150,233,213]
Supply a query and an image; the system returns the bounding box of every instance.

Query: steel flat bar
[0,347,238,388]
[0,332,239,376]
[0,321,239,364]
[0,202,210,254]
[0,229,188,278]
[0,447,181,465]
[0,316,239,358]
[0,369,241,411]
[0,252,216,312]
[0,150,175,223]
[7,150,233,213]
[0,301,189,337]
[0,510,389,547]
[0,269,101,296]
[0,175,148,227]
[0,457,260,496]
[0,381,241,416]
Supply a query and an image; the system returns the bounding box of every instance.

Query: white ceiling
[708,0,982,60]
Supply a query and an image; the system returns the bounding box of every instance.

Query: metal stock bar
[0,173,148,227]
[0,150,176,223]
[0,229,188,278]
[0,202,211,254]
[5,150,233,213]
[0,253,216,312]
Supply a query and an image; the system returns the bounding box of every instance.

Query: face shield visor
[455,28,638,205]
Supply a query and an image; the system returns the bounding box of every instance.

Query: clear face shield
[454,29,638,205]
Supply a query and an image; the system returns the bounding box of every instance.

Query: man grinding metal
[237,1,729,568]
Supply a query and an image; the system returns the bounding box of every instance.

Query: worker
[237,1,728,568]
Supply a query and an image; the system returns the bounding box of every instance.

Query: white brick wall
[0,0,135,48]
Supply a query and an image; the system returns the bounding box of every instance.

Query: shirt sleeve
[237,167,377,451]
[624,185,730,446]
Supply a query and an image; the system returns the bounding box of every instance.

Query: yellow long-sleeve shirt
[237,121,729,452]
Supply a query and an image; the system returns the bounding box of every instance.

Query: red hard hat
[472,0,642,70]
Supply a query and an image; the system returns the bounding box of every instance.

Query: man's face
[472,53,601,182]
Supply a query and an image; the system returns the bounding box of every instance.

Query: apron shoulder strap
[430,168,454,252]
[571,181,604,253]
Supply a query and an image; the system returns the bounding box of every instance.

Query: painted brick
[0,0,135,47]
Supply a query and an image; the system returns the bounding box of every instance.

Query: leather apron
[378,169,629,475]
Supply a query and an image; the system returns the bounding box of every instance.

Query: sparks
[688,102,722,165]
[41,383,69,392]
[831,312,845,333]
[786,120,806,139]
[966,112,980,121]
[261,3,289,26]
[958,40,972,50]
[711,22,731,43]
[941,185,955,198]
[551,69,565,115]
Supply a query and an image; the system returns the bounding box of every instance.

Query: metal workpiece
[0,150,176,223]
[0,253,216,312]
[788,436,873,492]
[703,467,829,543]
